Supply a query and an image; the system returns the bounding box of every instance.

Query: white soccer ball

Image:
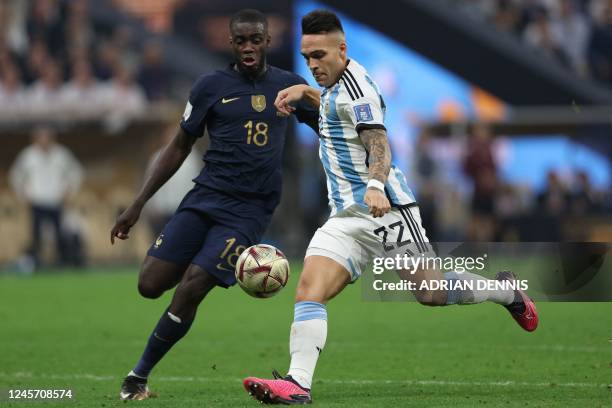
[235,244,290,298]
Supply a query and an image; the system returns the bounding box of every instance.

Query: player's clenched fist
[364,188,390,218]
[110,204,142,244]
[274,84,307,116]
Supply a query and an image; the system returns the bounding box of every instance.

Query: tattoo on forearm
[359,128,391,184]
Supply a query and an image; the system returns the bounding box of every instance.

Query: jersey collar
[328,58,355,89]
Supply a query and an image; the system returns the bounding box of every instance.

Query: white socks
[287,301,327,390]
[444,271,514,305]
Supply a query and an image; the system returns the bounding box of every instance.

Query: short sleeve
[342,79,386,132]
[180,75,214,138]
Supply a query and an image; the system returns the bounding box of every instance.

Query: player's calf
[169,265,218,320]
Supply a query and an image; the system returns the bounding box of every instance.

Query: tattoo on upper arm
[359,128,391,184]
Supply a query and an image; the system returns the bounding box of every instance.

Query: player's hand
[274,85,306,117]
[110,204,141,244]
[364,188,390,218]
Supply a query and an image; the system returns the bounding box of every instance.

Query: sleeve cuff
[356,123,386,132]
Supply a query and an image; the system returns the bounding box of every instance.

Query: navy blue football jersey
[180,64,317,211]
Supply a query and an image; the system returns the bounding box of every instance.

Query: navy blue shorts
[147,184,273,287]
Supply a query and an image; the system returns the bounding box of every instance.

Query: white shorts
[305,204,430,281]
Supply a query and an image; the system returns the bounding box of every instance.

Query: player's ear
[266,34,271,46]
[339,42,347,58]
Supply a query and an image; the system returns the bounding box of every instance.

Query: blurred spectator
[569,170,600,214]
[437,188,469,241]
[495,182,525,241]
[531,170,570,240]
[588,0,612,85]
[144,125,202,236]
[102,65,147,118]
[463,123,498,240]
[551,0,590,75]
[492,0,521,34]
[413,129,438,239]
[59,60,105,117]
[0,64,26,115]
[523,6,570,66]
[537,170,570,216]
[453,0,606,78]
[64,0,95,56]
[0,1,28,55]
[21,39,51,84]
[9,126,84,268]
[26,0,64,58]
[138,41,170,101]
[94,41,121,81]
[110,25,140,69]
[24,59,63,116]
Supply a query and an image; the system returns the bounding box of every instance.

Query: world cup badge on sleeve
[251,95,266,112]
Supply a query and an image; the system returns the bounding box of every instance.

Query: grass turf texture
[0,267,610,407]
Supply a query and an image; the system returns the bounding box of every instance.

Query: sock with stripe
[287,301,327,390]
[444,271,515,305]
[131,308,194,378]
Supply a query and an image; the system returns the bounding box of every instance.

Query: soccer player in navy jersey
[110,9,318,400]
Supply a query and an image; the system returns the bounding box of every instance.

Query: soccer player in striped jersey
[243,9,538,405]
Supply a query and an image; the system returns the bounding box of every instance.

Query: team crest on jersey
[353,103,373,122]
[154,234,164,249]
[251,95,266,112]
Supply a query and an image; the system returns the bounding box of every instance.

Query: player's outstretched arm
[110,128,197,244]
[359,127,392,218]
[274,84,321,116]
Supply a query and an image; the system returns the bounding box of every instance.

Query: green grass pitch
[0,267,610,407]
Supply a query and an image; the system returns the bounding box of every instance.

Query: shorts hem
[305,247,359,282]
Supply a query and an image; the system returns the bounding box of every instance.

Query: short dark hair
[301,9,343,35]
[230,9,268,31]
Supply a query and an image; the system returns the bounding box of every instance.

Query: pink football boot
[243,370,312,405]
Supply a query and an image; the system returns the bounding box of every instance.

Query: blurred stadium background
[0,0,611,272]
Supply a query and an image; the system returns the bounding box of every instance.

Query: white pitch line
[0,372,608,389]
[117,340,611,354]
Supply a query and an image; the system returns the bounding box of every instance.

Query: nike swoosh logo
[216,263,233,272]
[222,97,240,104]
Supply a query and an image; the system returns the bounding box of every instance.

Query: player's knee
[413,289,446,306]
[138,280,164,299]
[295,276,325,303]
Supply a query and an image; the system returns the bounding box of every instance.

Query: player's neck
[329,58,350,88]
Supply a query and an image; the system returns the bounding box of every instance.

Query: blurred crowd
[414,123,610,242]
[454,0,612,84]
[0,0,175,119]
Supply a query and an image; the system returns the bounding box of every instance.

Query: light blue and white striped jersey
[318,59,416,216]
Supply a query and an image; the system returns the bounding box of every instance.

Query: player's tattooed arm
[359,127,391,184]
[359,127,392,218]
[111,128,196,243]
